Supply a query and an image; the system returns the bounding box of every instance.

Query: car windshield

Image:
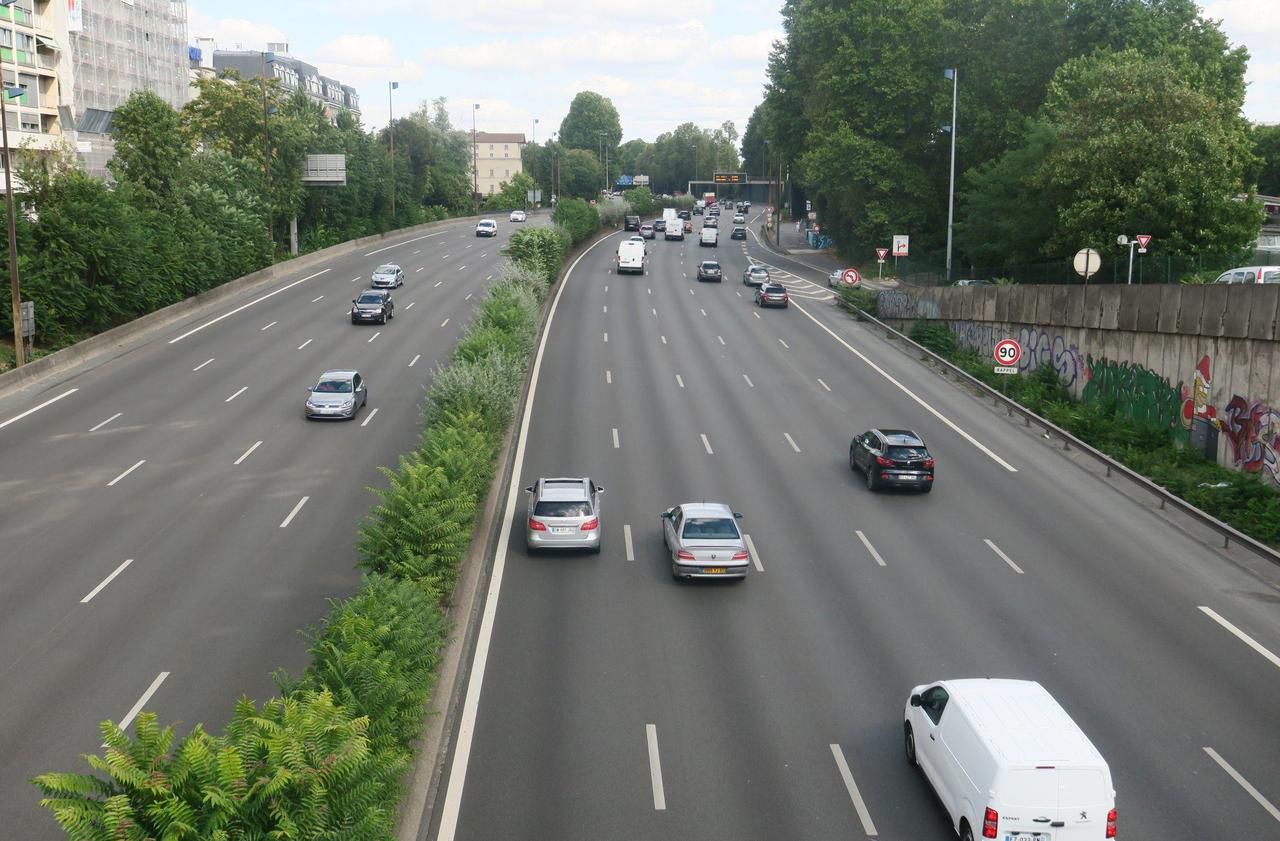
[682,518,740,540]
[534,500,592,517]
[357,293,384,304]
[887,446,928,459]
[315,379,353,393]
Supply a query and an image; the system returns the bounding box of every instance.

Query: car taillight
[982,806,998,838]
[922,457,935,468]
[528,518,547,531]
[580,518,598,531]
[1106,808,1116,838]
[676,550,695,560]
[875,455,894,467]
[732,551,749,561]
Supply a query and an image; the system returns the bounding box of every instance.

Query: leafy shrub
[552,197,601,244]
[503,227,569,285]
[596,197,628,229]
[835,285,879,319]
[625,186,656,216]
[909,318,956,355]
[427,347,526,437]
[1178,270,1220,284]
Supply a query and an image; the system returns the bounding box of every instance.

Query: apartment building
[472,131,526,196]
[0,0,69,189]
[212,43,359,123]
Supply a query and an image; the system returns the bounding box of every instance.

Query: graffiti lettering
[1081,356,1187,444]
[1016,327,1083,388]
[1222,395,1280,488]
[878,290,918,320]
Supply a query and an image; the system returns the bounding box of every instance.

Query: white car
[475,219,498,237]
[370,264,404,288]
[509,210,527,222]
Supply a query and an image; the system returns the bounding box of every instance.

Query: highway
[433,216,1280,840]
[0,214,533,836]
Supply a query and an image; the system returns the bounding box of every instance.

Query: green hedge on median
[33,221,590,839]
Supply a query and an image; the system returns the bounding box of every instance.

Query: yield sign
[1136,234,1152,250]
[876,247,889,261]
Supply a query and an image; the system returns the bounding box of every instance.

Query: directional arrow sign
[1136,234,1152,250]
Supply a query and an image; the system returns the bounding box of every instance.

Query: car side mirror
[595,486,605,494]
[660,511,671,520]
[306,386,314,392]
[352,298,357,303]
[733,512,743,519]
[524,486,534,493]
[910,694,923,707]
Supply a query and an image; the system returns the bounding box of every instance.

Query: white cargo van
[700,227,718,247]
[616,239,646,274]
[904,679,1116,841]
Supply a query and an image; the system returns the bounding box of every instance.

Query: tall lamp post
[691,144,698,198]
[1,2,23,366]
[388,81,398,220]
[532,117,538,145]
[260,51,274,252]
[550,132,559,206]
[597,130,610,194]
[944,67,959,284]
[471,103,480,214]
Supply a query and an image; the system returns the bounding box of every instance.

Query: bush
[625,186,656,216]
[909,318,956,355]
[836,285,879,319]
[503,226,569,285]
[552,197,601,244]
[596,197,628,229]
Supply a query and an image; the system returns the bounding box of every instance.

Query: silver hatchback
[525,477,604,553]
[304,369,368,420]
[661,502,748,580]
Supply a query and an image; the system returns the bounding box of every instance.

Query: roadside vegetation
[33,222,593,837]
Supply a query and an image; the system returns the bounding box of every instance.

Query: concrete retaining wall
[880,284,1280,489]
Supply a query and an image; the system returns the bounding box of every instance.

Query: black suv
[678,209,692,220]
[696,261,722,282]
[849,429,935,492]
[624,215,640,231]
[351,289,394,324]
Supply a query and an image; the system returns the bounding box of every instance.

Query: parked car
[509,209,527,222]
[905,679,1117,841]
[731,226,747,240]
[696,260,722,282]
[828,269,862,289]
[526,477,604,554]
[351,289,394,324]
[624,215,641,231]
[661,502,749,580]
[640,224,656,239]
[304,369,368,420]
[742,265,770,287]
[371,264,404,288]
[475,219,498,237]
[849,428,934,492]
[1213,265,1280,284]
[754,281,789,308]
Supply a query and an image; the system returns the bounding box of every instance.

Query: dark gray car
[351,289,394,324]
[304,369,368,420]
[850,428,935,492]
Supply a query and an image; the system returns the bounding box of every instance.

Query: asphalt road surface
[0,214,536,836]
[432,216,1280,840]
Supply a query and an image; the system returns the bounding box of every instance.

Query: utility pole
[944,67,959,284]
[532,117,538,145]
[472,103,480,215]
[2,69,21,366]
[388,81,398,219]
[261,52,273,252]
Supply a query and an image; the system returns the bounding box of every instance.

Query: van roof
[943,679,1106,766]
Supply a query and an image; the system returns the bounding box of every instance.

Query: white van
[904,679,1116,841]
[700,227,718,248]
[616,239,646,274]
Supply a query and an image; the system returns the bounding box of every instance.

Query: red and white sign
[876,247,889,262]
[1136,234,1152,250]
[892,235,910,257]
[994,339,1022,367]
[841,268,861,285]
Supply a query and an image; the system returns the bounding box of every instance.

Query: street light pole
[1,66,22,366]
[691,144,698,197]
[388,81,398,220]
[472,103,480,215]
[532,117,538,145]
[944,67,959,284]
[261,52,273,252]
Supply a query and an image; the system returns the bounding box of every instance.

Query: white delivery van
[616,239,646,274]
[665,219,684,241]
[904,679,1116,841]
[700,226,718,247]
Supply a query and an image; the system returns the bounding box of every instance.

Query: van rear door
[996,768,1110,840]
[1054,767,1111,839]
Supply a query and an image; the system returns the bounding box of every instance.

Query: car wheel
[920,484,933,494]
[380,314,387,324]
[959,820,975,841]
[866,466,878,492]
[592,543,602,555]
[905,723,917,766]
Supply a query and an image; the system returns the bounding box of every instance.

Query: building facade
[0,0,69,190]
[211,43,359,123]
[472,131,525,196]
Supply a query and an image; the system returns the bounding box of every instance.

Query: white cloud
[311,33,424,89]
[188,1,286,50]
[1202,0,1280,35]
[323,0,714,31]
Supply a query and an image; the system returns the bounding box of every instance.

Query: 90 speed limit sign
[993,339,1022,373]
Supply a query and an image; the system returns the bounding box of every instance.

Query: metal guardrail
[834,293,1280,566]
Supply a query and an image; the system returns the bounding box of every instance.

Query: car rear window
[681,518,740,540]
[887,446,928,459]
[534,500,592,517]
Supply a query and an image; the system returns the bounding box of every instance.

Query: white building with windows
[472,131,526,196]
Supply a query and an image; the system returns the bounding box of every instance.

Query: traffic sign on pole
[1072,248,1101,282]
[994,338,1022,368]
[892,235,909,257]
[841,268,861,285]
[1135,234,1152,250]
[876,247,889,263]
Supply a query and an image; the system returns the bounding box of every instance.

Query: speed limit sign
[994,338,1022,371]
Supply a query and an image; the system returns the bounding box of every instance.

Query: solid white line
[744,533,764,572]
[660,335,667,344]
[279,496,310,528]
[784,432,802,453]
[107,460,146,487]
[406,301,417,310]
[700,433,713,454]
[441,318,450,327]
[434,280,443,288]
[434,232,615,841]
[89,412,123,433]
[779,338,789,348]
[368,331,382,343]
[742,374,755,388]
[830,744,879,836]
[624,524,635,561]
[361,407,379,428]
[717,335,725,345]
[114,672,170,737]
[606,370,612,384]
[169,269,330,343]
[856,530,886,567]
[817,377,831,392]
[311,295,324,302]
[0,388,79,430]
[985,539,1025,574]
[193,358,214,371]
[81,558,134,603]
[364,230,445,256]
[604,332,609,343]
[791,300,1018,472]
[261,321,277,331]
[409,354,421,367]
[676,374,685,388]
[297,339,312,350]
[1203,747,1280,823]
[647,724,667,811]
[234,440,262,465]
[1199,606,1280,671]
[612,427,620,448]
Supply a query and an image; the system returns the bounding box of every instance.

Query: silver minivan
[525,477,604,553]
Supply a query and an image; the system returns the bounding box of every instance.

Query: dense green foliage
[553,198,602,244]
[1250,123,1280,196]
[760,0,1259,272]
[558,91,623,154]
[483,172,537,211]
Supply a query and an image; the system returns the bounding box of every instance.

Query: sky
[189,0,1279,150]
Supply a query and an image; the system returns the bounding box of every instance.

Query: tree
[614,138,650,179]
[742,105,769,177]
[109,90,189,205]
[1250,124,1280,196]
[558,148,603,199]
[625,186,656,216]
[558,91,622,155]
[484,172,536,210]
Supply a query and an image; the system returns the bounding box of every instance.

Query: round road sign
[994,339,1022,367]
[841,268,861,285]
[1073,248,1101,278]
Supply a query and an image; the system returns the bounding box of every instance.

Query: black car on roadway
[625,215,640,231]
[849,429,935,492]
[678,209,692,220]
[731,226,747,240]
[652,219,667,232]
[351,289,394,324]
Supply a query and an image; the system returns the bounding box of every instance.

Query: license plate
[1005,834,1044,841]
[703,567,727,574]
[551,527,575,534]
